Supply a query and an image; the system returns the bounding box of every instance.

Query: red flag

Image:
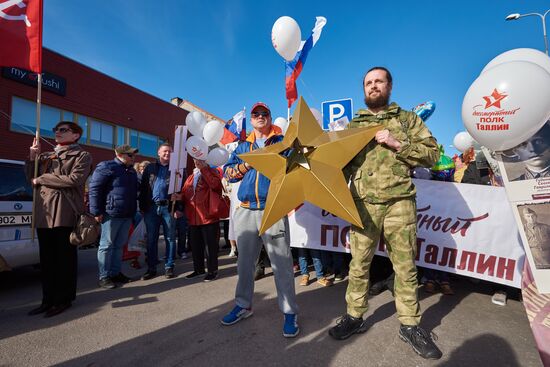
[0,0,43,72]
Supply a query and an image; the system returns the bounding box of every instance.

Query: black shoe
[28,303,52,316]
[254,268,265,281]
[111,273,132,284]
[334,272,347,281]
[328,314,367,340]
[98,278,117,289]
[204,272,218,282]
[44,302,71,318]
[165,267,175,279]
[368,280,388,296]
[399,325,443,360]
[141,271,157,280]
[185,271,205,279]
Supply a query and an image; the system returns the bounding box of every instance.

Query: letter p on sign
[321,98,353,130]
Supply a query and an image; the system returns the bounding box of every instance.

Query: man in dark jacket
[89,144,139,289]
[139,143,183,280]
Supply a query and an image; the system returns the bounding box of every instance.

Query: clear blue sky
[44,0,550,156]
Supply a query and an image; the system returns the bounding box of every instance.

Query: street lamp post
[505,9,550,55]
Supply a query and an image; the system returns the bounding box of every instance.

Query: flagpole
[31,73,43,241]
[242,106,246,140]
[287,107,290,122]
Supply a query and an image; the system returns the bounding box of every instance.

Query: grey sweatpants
[234,207,298,315]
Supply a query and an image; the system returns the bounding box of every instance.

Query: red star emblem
[483,89,507,109]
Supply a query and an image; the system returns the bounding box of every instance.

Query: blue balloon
[431,168,455,182]
[412,101,436,122]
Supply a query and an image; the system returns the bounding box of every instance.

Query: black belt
[154,200,169,206]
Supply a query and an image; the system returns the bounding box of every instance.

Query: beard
[364,92,389,110]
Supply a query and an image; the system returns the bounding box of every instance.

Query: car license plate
[0,214,32,226]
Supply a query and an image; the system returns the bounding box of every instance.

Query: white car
[0,159,39,271]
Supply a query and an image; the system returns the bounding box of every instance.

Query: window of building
[41,105,62,138]
[129,129,139,149]
[139,132,158,157]
[11,96,61,138]
[61,110,74,122]
[77,114,89,143]
[116,126,126,147]
[10,96,166,156]
[10,97,36,135]
[89,119,114,148]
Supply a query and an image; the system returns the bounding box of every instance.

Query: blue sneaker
[221,305,253,326]
[283,313,300,338]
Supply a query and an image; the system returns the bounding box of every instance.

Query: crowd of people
[25,65,516,361]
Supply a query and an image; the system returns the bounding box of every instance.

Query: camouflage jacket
[343,102,439,204]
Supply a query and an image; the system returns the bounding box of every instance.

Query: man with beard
[510,123,550,181]
[328,67,442,360]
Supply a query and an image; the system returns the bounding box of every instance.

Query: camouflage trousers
[345,198,421,326]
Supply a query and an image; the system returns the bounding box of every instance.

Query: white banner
[168,125,188,195]
[289,179,525,288]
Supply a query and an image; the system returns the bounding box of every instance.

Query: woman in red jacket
[181,159,223,282]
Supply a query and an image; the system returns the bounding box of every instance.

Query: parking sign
[321,98,353,130]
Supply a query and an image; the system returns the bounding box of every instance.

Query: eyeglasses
[52,127,72,133]
[125,153,134,158]
[252,111,270,118]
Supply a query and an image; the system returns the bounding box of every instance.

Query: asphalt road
[0,245,543,367]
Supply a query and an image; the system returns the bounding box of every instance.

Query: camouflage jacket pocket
[350,170,365,200]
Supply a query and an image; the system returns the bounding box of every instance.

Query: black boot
[328,314,367,340]
[368,280,388,296]
[28,303,52,316]
[399,325,442,360]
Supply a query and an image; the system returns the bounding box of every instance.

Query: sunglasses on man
[252,111,270,118]
[52,127,72,133]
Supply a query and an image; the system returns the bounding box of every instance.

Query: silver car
[0,159,39,271]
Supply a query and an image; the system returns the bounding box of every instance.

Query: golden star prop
[240,97,382,234]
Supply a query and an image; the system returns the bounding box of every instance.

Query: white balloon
[271,16,302,61]
[453,131,474,152]
[185,135,208,160]
[186,111,207,136]
[273,117,289,134]
[206,147,230,167]
[203,120,225,145]
[482,48,550,75]
[310,108,322,126]
[462,61,550,151]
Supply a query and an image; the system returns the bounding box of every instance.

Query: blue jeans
[97,216,132,280]
[322,250,345,275]
[144,204,176,271]
[298,248,324,278]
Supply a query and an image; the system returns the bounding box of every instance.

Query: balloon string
[299,78,317,105]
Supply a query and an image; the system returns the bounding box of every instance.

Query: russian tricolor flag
[220,109,247,144]
[285,17,327,108]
